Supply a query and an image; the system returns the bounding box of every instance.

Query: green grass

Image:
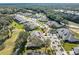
[0,36,3,40]
[11,21,24,29]
[0,30,20,55]
[63,43,79,52]
[0,35,8,40]
[0,20,25,55]
[74,32,79,39]
[0,29,24,55]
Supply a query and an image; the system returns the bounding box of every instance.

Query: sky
[0,0,79,3]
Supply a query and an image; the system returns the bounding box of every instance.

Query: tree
[13,31,29,55]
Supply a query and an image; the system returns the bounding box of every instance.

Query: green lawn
[0,20,25,55]
[11,21,24,29]
[62,31,79,53]
[74,32,79,39]
[0,36,3,40]
[0,30,20,55]
[63,43,79,52]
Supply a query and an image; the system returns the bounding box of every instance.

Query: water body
[0,3,79,9]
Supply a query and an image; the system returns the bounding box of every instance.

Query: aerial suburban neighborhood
[0,3,79,55]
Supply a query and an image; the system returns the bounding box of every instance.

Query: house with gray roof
[56,28,70,40]
[46,21,62,28]
[72,46,79,55]
[56,28,79,43]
